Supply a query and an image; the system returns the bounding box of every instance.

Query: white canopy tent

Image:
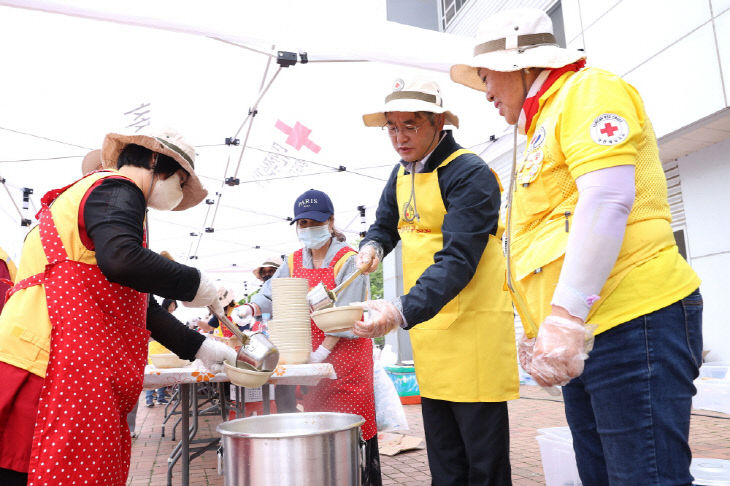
[0,0,509,319]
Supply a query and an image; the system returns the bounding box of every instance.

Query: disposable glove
[195,338,237,374]
[183,271,223,316]
[531,316,596,387]
[231,304,255,326]
[518,333,536,374]
[309,345,331,363]
[356,243,383,275]
[352,299,403,338]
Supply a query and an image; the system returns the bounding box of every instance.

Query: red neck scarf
[519,60,586,134]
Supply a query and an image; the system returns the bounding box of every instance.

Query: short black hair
[117,143,184,178]
[161,298,177,312]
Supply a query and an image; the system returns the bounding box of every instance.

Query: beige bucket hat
[81,149,103,175]
[363,78,459,128]
[101,127,207,211]
[253,255,282,280]
[450,8,586,91]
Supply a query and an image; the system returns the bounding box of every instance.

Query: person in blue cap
[236,189,381,486]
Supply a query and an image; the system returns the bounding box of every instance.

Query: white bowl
[224,361,274,387]
[311,305,364,333]
[149,353,191,369]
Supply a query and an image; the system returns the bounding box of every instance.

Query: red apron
[8,178,150,485]
[292,247,376,440]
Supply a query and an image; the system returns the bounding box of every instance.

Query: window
[440,0,469,30]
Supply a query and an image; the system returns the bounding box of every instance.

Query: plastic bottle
[260,313,271,336]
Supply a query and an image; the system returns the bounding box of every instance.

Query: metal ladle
[209,307,280,372]
[306,268,363,312]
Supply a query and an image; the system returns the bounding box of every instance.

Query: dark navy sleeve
[146,295,205,360]
[360,165,402,256]
[401,154,502,328]
[83,177,200,301]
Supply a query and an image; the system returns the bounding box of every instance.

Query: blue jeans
[562,289,703,486]
[145,387,167,404]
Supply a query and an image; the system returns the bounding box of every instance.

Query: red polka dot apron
[291,247,376,440]
[11,180,150,485]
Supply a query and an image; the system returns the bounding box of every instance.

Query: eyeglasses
[382,123,421,136]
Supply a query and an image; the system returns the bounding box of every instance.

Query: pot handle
[217,444,224,476]
[359,432,367,477]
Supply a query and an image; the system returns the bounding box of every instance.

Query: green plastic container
[384,365,420,397]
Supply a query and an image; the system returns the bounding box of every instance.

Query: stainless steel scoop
[209,307,280,372]
[306,268,363,312]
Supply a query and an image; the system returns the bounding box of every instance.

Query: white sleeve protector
[551,165,635,320]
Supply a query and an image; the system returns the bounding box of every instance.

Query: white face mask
[297,224,332,250]
[148,172,184,211]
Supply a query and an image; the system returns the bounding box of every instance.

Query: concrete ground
[127,385,730,485]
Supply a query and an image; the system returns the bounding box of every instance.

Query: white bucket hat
[450,8,586,91]
[101,127,207,211]
[217,287,236,307]
[253,256,282,280]
[363,78,459,128]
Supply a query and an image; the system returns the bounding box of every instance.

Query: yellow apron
[397,149,519,402]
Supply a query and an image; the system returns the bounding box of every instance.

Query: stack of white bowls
[270,278,311,364]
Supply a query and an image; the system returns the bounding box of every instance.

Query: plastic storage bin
[384,365,420,404]
[536,427,582,486]
[691,457,730,485]
[693,363,730,414]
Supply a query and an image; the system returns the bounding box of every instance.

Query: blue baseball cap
[291,189,334,225]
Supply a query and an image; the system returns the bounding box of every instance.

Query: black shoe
[157,399,168,405]
[146,402,154,408]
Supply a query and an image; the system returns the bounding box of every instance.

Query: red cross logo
[275,120,321,153]
[600,122,618,137]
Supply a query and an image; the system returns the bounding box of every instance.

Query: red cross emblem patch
[590,113,629,146]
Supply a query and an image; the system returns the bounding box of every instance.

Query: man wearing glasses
[353,78,519,485]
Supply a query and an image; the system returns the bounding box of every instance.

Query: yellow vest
[508,68,700,336]
[0,247,17,283]
[0,172,125,377]
[397,149,519,402]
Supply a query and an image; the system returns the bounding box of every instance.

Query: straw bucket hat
[101,127,207,211]
[81,149,103,175]
[253,256,282,280]
[450,8,586,91]
[363,78,459,128]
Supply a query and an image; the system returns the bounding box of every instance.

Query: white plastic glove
[352,299,403,338]
[231,304,254,326]
[183,271,223,316]
[531,316,597,387]
[518,333,536,374]
[309,345,331,363]
[195,338,237,374]
[356,243,383,275]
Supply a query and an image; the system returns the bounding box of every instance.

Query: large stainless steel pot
[217,412,365,486]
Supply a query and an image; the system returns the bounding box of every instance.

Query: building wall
[677,137,730,362]
[562,0,729,138]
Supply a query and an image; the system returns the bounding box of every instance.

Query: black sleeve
[401,155,502,328]
[83,177,200,301]
[146,295,205,361]
[360,165,402,256]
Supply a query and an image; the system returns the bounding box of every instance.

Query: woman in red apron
[0,129,233,486]
[241,189,381,486]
